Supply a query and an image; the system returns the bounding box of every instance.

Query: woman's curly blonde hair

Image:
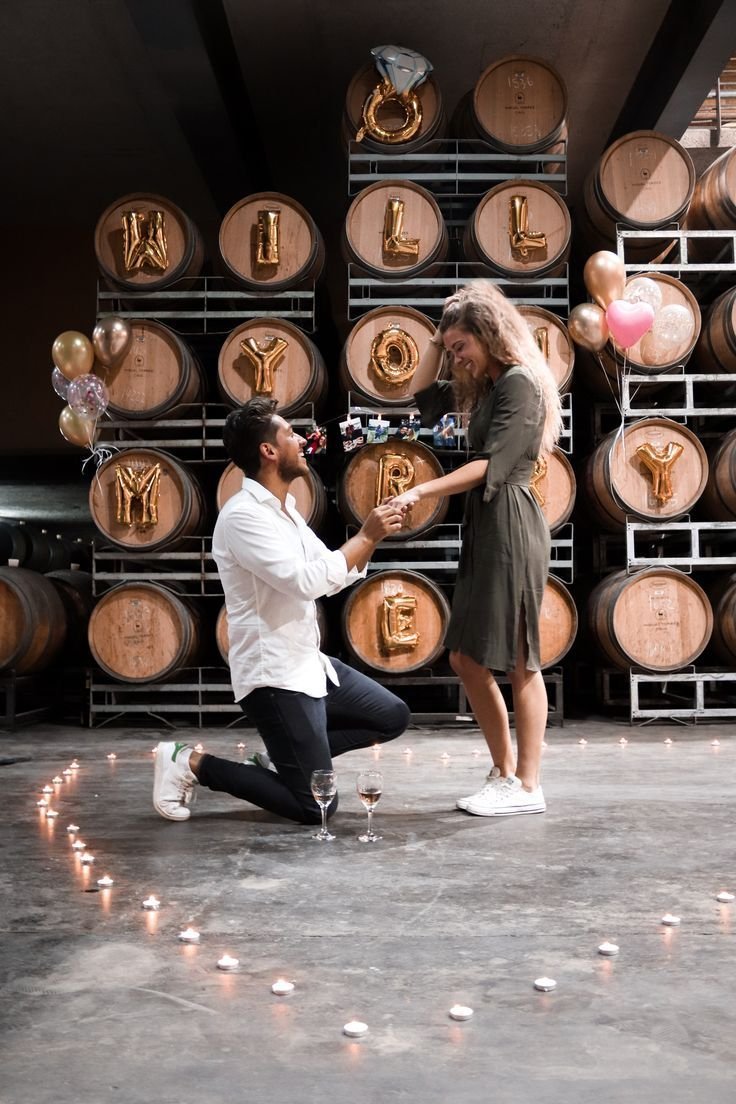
[438,282,563,456]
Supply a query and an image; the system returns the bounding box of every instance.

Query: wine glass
[356,769,382,843]
[310,769,337,841]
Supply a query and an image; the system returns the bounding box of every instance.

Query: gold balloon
[568,303,609,353]
[59,405,98,448]
[52,331,95,381]
[92,316,132,368]
[583,251,626,309]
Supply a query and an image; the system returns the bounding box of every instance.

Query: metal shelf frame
[630,668,736,722]
[97,275,317,334]
[625,521,736,571]
[616,227,736,275]
[621,371,736,419]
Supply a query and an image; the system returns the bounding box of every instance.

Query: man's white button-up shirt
[212,475,366,701]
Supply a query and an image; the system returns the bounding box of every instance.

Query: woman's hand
[389,487,424,512]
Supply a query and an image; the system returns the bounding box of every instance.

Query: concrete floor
[1,718,734,1104]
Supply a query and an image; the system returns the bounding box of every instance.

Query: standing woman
[392,283,562,816]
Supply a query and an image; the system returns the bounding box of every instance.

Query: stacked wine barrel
[577,141,736,708]
[90,190,329,693]
[340,53,578,691]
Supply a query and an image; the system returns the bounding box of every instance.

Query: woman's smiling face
[442,325,490,381]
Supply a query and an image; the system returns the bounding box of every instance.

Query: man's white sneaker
[465,775,546,817]
[245,750,277,773]
[456,765,502,811]
[153,741,199,821]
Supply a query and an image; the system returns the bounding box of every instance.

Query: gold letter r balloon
[52,331,95,381]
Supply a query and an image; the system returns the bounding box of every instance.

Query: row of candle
[35,752,735,1042]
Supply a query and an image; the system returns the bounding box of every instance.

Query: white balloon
[639,304,695,366]
[624,277,663,315]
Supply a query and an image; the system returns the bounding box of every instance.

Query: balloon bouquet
[51,318,131,460]
[568,251,657,362]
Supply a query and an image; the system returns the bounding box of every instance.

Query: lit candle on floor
[663,738,672,746]
[194,743,204,753]
[72,840,86,851]
[534,977,557,992]
[449,1005,473,1021]
[236,742,246,750]
[69,760,80,770]
[343,1021,368,1038]
[52,776,63,785]
[578,739,588,746]
[45,809,59,819]
[97,875,114,888]
[716,891,735,904]
[66,824,80,834]
[661,913,680,926]
[402,747,412,756]
[41,785,54,794]
[178,928,201,944]
[619,737,628,746]
[711,739,721,748]
[36,798,49,809]
[598,942,619,956]
[471,749,481,757]
[271,979,294,995]
[80,852,95,865]
[62,768,73,777]
[440,752,450,761]
[106,753,117,761]
[141,895,160,911]
[217,954,239,971]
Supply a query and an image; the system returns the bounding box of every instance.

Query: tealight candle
[142,895,160,911]
[440,752,450,761]
[62,768,73,777]
[72,840,86,851]
[194,743,204,753]
[471,748,482,757]
[97,875,114,888]
[52,776,63,785]
[45,809,59,819]
[69,760,80,770]
[578,739,588,746]
[716,891,735,904]
[178,928,201,943]
[711,739,721,747]
[41,785,54,794]
[663,738,672,746]
[80,852,95,865]
[449,1004,473,1021]
[271,979,295,995]
[598,942,619,956]
[619,737,628,746]
[217,954,239,971]
[343,1020,368,1038]
[534,977,557,992]
[36,798,49,808]
[236,742,246,750]
[66,824,80,833]
[402,747,413,755]
[661,913,681,926]
[106,753,117,761]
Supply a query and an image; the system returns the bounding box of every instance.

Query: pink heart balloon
[605,299,655,349]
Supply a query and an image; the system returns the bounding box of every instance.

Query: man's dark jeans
[197,657,410,824]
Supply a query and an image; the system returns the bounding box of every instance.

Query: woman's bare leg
[507,613,547,791]
[450,650,516,778]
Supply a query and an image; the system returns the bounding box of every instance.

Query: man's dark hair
[223,398,279,477]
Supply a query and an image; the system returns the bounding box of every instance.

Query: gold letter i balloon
[51,331,95,381]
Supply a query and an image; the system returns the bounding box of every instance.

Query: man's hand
[359,502,405,542]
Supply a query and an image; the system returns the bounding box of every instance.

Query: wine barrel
[340,306,436,406]
[587,567,712,672]
[339,440,448,539]
[94,193,204,292]
[342,569,450,674]
[342,180,448,280]
[0,566,67,673]
[88,582,200,683]
[533,448,576,532]
[583,132,695,260]
[89,448,206,552]
[584,418,708,531]
[217,599,328,664]
[46,569,95,660]
[685,148,736,259]
[464,181,571,279]
[694,287,736,373]
[539,575,577,668]
[465,56,567,154]
[218,318,327,417]
[343,61,445,153]
[708,574,736,664]
[517,306,574,392]
[104,320,204,419]
[701,427,736,520]
[0,520,29,566]
[219,192,324,291]
[216,461,328,532]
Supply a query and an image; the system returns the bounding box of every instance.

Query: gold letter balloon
[568,303,609,353]
[583,251,626,310]
[58,405,99,449]
[92,316,132,368]
[52,331,95,381]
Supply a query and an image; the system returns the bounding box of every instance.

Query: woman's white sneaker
[465,775,546,817]
[456,765,502,811]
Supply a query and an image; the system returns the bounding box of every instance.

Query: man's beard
[278,457,307,483]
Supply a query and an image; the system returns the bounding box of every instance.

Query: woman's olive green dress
[415,365,549,672]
